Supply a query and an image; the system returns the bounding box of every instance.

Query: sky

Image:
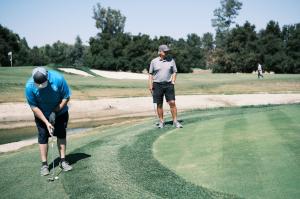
[0,0,299,47]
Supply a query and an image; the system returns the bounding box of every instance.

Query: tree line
[0,0,299,73]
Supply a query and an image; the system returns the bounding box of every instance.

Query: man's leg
[36,119,50,176]
[57,138,66,159]
[168,100,177,122]
[153,82,164,127]
[166,84,182,128]
[157,103,164,122]
[39,144,48,162]
[55,112,72,171]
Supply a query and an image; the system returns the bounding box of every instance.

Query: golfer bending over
[149,44,183,128]
[25,67,72,176]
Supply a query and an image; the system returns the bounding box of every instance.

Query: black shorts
[35,111,69,144]
[153,82,175,104]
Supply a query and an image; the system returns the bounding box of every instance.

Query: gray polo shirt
[149,57,177,82]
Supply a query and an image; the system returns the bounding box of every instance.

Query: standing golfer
[25,67,72,176]
[149,44,183,128]
[258,63,264,79]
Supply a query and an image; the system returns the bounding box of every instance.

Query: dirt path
[1,94,300,129]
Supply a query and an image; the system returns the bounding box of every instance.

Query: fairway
[154,104,300,199]
[1,67,300,102]
[0,105,299,198]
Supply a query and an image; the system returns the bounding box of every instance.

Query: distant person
[148,44,183,128]
[258,63,264,79]
[25,67,72,176]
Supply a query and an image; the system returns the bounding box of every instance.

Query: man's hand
[49,112,56,125]
[46,122,54,137]
[171,81,175,85]
[148,74,154,94]
[149,86,153,94]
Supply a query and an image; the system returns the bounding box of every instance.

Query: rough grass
[154,104,300,199]
[1,66,300,102]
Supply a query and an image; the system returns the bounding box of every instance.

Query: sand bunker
[91,69,148,80]
[58,68,94,77]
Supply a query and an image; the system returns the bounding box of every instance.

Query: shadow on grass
[155,120,184,126]
[49,152,91,170]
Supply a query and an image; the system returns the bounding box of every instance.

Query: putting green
[154,104,300,199]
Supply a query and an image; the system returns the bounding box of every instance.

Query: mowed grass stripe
[263,109,300,198]
[154,105,300,199]
[220,113,265,197]
[244,109,299,199]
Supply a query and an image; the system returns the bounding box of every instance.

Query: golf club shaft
[51,136,54,178]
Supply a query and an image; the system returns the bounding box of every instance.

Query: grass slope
[154,104,300,199]
[1,66,300,102]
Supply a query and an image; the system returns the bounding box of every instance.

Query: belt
[154,81,171,84]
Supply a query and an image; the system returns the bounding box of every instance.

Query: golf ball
[55,176,59,180]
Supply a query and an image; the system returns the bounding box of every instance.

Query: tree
[0,24,21,66]
[124,34,152,72]
[70,36,84,67]
[14,38,31,66]
[202,32,214,68]
[282,23,300,73]
[47,41,72,66]
[212,0,243,47]
[211,21,258,73]
[28,46,48,66]
[258,21,285,73]
[212,0,243,32]
[93,3,126,35]
[186,34,205,69]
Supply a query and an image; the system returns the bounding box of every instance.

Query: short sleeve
[25,85,38,107]
[149,60,154,74]
[60,76,71,99]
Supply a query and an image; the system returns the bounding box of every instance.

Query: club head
[48,177,55,182]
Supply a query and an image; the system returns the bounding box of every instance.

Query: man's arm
[31,107,54,135]
[148,74,154,93]
[171,73,177,84]
[53,98,70,113]
[171,59,177,84]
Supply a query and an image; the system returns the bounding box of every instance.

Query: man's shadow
[49,153,91,170]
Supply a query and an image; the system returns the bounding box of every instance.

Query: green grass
[1,66,300,102]
[0,105,299,198]
[154,104,300,199]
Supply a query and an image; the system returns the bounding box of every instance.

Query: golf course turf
[0,104,299,198]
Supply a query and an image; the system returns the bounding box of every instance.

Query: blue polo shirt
[25,70,71,118]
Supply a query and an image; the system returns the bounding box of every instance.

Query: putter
[48,128,57,182]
